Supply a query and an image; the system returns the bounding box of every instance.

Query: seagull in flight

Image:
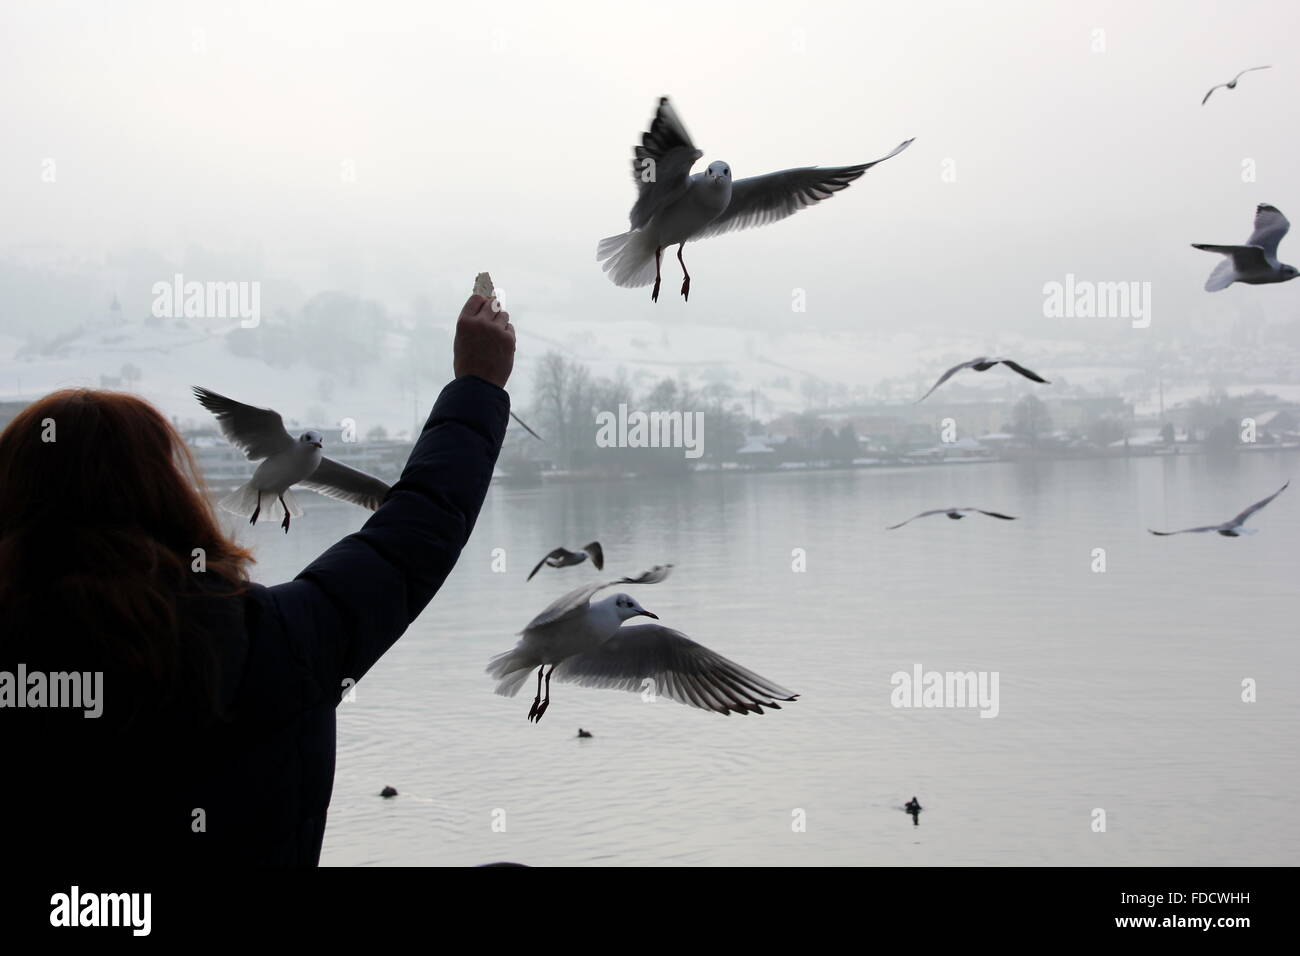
[527,541,604,581]
[193,386,390,532]
[1192,204,1298,291]
[887,508,1017,530]
[487,565,798,722]
[1149,481,1289,536]
[915,357,1049,403]
[1202,65,1271,105]
[598,96,913,302]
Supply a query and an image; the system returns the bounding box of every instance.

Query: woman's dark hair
[0,388,254,724]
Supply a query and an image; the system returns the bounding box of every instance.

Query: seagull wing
[526,548,568,582]
[1229,480,1289,527]
[1234,65,1272,81]
[298,457,391,510]
[554,623,798,715]
[1201,83,1228,105]
[582,541,605,571]
[1149,525,1222,535]
[192,386,294,460]
[1246,204,1290,260]
[998,359,1050,384]
[696,138,914,241]
[524,564,674,631]
[886,509,950,530]
[915,359,975,403]
[629,97,704,230]
[972,509,1018,520]
[509,411,544,441]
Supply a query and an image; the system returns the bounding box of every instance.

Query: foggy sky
[2,0,1298,356]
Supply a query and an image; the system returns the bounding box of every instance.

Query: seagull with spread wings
[1202,65,1271,105]
[487,565,798,722]
[193,386,391,532]
[527,541,604,581]
[1149,481,1289,537]
[1192,204,1298,291]
[915,356,1049,403]
[597,96,913,301]
[886,508,1018,530]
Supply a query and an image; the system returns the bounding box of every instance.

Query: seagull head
[704,161,731,186]
[299,429,324,450]
[610,593,658,621]
[1281,263,1299,280]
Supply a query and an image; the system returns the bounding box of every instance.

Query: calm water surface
[226,451,1300,866]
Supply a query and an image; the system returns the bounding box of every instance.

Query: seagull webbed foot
[651,278,661,302]
[680,276,690,301]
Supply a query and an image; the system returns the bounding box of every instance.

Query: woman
[0,294,514,865]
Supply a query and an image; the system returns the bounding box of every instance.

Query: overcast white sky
[2,0,1298,346]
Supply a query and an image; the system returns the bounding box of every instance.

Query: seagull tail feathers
[1204,257,1238,292]
[486,649,537,697]
[217,483,303,520]
[217,481,262,518]
[596,229,659,288]
[1191,245,1241,291]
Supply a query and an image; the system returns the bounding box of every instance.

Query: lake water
[225,451,1300,866]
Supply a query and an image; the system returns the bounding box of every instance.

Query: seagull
[1149,481,1289,537]
[487,565,798,722]
[576,728,593,738]
[1202,65,1271,105]
[527,541,604,581]
[1192,204,1298,291]
[193,386,390,532]
[886,508,1017,530]
[597,96,913,301]
[916,357,1049,403]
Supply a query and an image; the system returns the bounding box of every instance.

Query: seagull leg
[676,243,690,301]
[527,666,544,721]
[531,665,556,723]
[250,492,261,525]
[651,246,663,302]
[279,494,291,533]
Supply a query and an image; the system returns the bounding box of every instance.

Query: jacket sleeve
[264,375,509,698]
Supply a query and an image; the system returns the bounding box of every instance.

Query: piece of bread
[473,272,494,299]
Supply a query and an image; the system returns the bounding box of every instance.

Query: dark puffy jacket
[4,375,507,866]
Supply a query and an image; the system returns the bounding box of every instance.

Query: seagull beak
[638,609,659,620]
[311,441,322,449]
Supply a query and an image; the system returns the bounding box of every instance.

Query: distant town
[4,292,1299,490]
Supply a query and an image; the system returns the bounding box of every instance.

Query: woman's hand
[453,294,515,388]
